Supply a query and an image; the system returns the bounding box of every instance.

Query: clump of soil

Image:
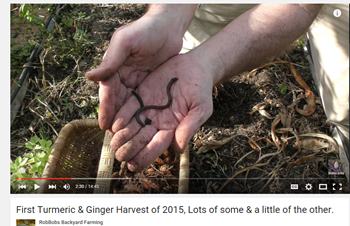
[111,150,179,193]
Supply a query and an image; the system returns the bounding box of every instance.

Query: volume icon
[63,184,70,191]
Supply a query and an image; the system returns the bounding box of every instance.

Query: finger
[111,93,143,133]
[115,125,157,162]
[173,105,212,153]
[110,119,141,152]
[98,75,128,130]
[127,129,174,172]
[85,32,131,81]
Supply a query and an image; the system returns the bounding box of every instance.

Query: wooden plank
[11,78,29,125]
[94,130,114,193]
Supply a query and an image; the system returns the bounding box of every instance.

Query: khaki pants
[307,5,349,179]
[181,4,349,179]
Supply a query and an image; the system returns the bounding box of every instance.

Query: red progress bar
[16,178,72,181]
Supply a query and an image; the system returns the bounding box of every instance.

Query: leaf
[25,141,35,150]
[248,138,261,152]
[37,151,46,159]
[19,157,28,167]
[16,157,22,165]
[197,134,238,154]
[250,102,273,119]
[271,115,282,150]
[10,161,19,172]
[295,138,329,151]
[289,64,316,116]
[33,145,40,151]
[35,161,42,167]
[278,83,288,95]
[258,109,273,119]
[18,167,26,174]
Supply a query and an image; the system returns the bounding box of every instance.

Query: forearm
[147,4,197,34]
[190,4,321,84]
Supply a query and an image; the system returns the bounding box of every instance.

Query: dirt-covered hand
[109,54,214,171]
[85,12,184,130]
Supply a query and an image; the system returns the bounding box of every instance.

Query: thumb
[173,105,212,153]
[86,32,131,81]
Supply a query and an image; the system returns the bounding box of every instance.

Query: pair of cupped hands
[86,14,214,172]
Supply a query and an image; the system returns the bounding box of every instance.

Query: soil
[190,61,345,193]
[11,4,349,194]
[111,149,179,193]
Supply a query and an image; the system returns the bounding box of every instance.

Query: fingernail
[127,161,139,172]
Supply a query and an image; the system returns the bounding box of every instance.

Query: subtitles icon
[290,184,299,190]
[318,184,328,191]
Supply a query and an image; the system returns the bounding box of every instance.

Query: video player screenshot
[6,2,350,226]
[10,3,349,194]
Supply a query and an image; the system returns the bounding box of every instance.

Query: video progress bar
[16,177,347,181]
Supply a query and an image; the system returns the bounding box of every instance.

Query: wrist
[188,43,227,85]
[183,47,223,87]
[146,4,197,34]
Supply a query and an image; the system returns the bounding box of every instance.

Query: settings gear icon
[305,183,313,191]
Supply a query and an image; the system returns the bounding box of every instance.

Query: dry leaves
[289,63,316,116]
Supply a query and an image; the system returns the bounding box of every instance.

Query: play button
[34,184,40,190]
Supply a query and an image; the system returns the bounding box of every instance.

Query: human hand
[86,6,195,130]
[109,53,214,171]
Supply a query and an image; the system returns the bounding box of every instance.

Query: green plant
[294,37,306,48]
[19,4,45,27]
[278,83,288,95]
[73,28,90,44]
[10,136,52,192]
[10,41,36,79]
